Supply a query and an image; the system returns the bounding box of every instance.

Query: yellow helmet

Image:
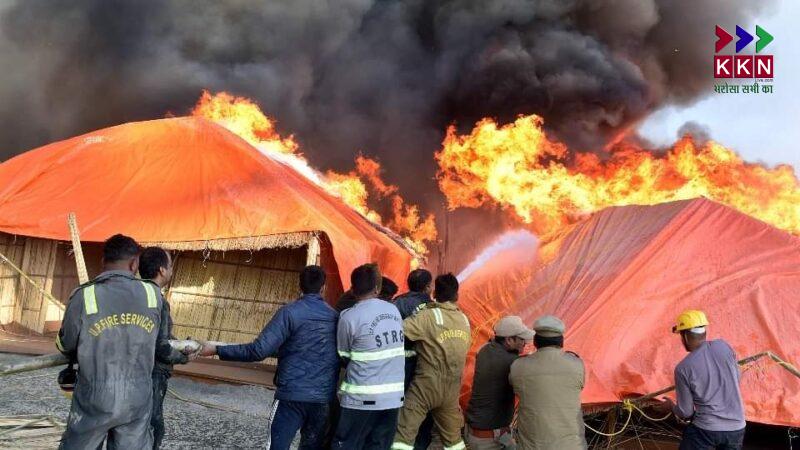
[672,310,709,333]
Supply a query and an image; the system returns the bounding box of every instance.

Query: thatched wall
[0,233,85,332]
[0,232,343,348]
[168,247,306,344]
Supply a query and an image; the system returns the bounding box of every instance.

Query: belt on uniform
[469,426,510,438]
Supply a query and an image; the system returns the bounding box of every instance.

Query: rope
[0,250,65,311]
[628,402,672,422]
[583,400,634,437]
[166,388,247,414]
[584,349,800,439]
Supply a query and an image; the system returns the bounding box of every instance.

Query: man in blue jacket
[199,265,339,450]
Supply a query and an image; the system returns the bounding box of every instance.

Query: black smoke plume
[0,0,773,186]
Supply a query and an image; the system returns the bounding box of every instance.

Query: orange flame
[192,91,436,254]
[327,156,437,254]
[437,115,800,236]
[192,91,298,155]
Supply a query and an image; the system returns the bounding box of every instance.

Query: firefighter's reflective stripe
[55,334,64,352]
[443,442,466,450]
[84,285,98,315]
[404,350,417,357]
[391,443,414,450]
[433,308,444,325]
[341,347,405,361]
[339,381,404,395]
[140,281,158,309]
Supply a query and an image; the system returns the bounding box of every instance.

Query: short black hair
[103,234,141,263]
[139,247,170,280]
[351,264,380,297]
[379,277,398,300]
[407,269,432,292]
[434,273,459,302]
[300,265,326,294]
[534,334,564,349]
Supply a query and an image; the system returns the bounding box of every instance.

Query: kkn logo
[714,25,773,79]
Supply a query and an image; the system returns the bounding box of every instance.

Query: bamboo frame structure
[0,231,341,341]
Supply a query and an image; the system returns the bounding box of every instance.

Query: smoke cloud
[0,0,773,187]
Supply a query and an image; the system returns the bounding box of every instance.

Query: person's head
[138,247,172,288]
[351,264,381,299]
[407,269,433,294]
[493,316,534,353]
[434,273,459,303]
[379,277,398,301]
[672,310,709,352]
[102,234,141,273]
[300,265,326,295]
[533,315,566,349]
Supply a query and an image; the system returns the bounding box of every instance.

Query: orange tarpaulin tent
[459,199,800,427]
[0,117,412,288]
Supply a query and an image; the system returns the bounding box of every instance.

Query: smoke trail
[457,230,538,283]
[0,0,774,188]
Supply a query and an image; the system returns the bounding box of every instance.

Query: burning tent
[0,117,413,342]
[459,198,800,427]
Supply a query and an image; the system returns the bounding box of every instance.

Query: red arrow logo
[716,25,733,52]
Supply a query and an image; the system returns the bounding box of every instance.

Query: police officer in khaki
[509,315,587,450]
[392,274,470,450]
[56,234,164,450]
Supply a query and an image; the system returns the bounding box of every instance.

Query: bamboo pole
[631,351,800,404]
[0,251,64,311]
[67,213,88,284]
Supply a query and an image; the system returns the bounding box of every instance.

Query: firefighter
[392,274,470,450]
[393,269,435,450]
[139,247,192,449]
[56,234,165,450]
[332,264,405,450]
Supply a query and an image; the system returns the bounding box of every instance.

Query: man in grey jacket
[56,235,164,450]
[139,247,191,449]
[331,264,405,450]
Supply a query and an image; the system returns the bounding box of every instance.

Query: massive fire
[437,115,800,236]
[192,91,437,254]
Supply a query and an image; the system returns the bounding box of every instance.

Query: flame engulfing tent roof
[0,117,412,287]
[459,198,800,427]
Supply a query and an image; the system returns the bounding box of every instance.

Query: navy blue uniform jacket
[217,293,339,403]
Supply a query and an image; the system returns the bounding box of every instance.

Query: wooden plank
[306,235,321,266]
[34,241,58,333]
[16,239,58,333]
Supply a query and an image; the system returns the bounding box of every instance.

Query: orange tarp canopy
[0,117,412,288]
[459,199,800,427]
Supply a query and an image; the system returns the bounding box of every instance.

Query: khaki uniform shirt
[403,302,471,381]
[509,347,586,450]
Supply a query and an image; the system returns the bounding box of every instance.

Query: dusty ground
[0,353,281,449]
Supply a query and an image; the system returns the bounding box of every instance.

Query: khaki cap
[494,316,535,340]
[533,315,566,337]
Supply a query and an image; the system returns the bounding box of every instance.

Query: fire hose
[0,340,214,376]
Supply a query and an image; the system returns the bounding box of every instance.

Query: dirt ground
[0,353,281,449]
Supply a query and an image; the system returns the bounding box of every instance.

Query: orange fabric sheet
[0,117,411,288]
[459,199,800,427]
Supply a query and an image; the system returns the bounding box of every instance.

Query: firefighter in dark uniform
[56,234,164,450]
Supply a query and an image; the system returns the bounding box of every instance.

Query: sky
[638,0,799,172]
